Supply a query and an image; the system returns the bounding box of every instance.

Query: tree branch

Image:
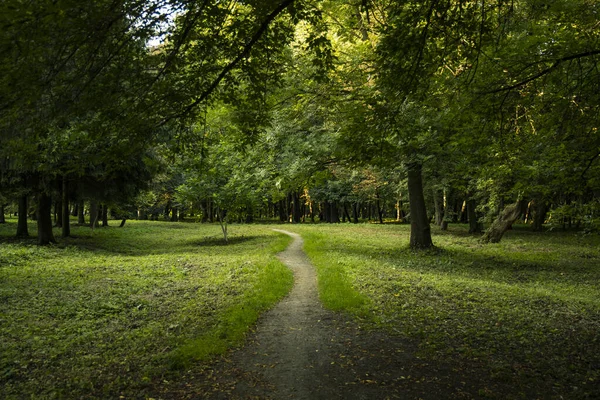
[159,0,295,126]
[485,50,600,94]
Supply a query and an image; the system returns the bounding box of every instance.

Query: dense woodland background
[1,2,600,398]
[0,0,599,245]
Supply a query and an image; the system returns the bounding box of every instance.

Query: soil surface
[153,230,514,399]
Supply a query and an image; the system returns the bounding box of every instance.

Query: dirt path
[156,230,513,399]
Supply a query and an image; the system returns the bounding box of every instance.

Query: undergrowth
[0,219,292,399]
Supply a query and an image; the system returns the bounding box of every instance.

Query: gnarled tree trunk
[481,200,526,243]
[407,162,433,249]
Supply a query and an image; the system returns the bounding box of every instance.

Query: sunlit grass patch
[0,220,292,399]
[295,223,600,398]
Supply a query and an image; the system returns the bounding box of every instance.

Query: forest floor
[2,221,598,399]
[153,230,515,399]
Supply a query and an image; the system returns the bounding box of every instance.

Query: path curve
[235,228,338,399]
[154,230,509,399]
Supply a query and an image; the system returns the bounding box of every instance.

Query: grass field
[0,219,293,399]
[291,223,600,398]
[1,219,599,398]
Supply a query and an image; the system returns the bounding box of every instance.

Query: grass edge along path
[166,235,294,370]
[0,221,294,399]
[295,224,600,399]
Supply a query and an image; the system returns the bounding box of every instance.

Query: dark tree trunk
[433,189,444,226]
[343,203,351,223]
[407,162,433,249]
[0,204,5,223]
[245,205,254,223]
[467,199,482,233]
[16,195,29,237]
[37,193,56,245]
[78,200,86,224]
[376,193,384,224]
[481,200,527,243]
[119,219,127,227]
[54,200,62,228]
[169,206,178,222]
[352,202,359,223]
[89,201,100,228]
[330,201,340,223]
[101,204,108,226]
[71,202,78,217]
[291,192,301,223]
[531,200,548,232]
[61,177,70,238]
[278,199,287,222]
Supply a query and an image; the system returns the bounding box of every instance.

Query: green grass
[0,218,293,399]
[2,218,599,398]
[290,223,600,399]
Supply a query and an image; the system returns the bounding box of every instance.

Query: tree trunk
[433,189,444,226]
[376,194,384,224]
[54,200,62,228]
[481,200,526,243]
[62,177,70,237]
[0,204,5,223]
[407,162,433,249]
[531,200,548,232]
[352,202,359,223]
[467,199,482,233]
[37,193,56,245]
[331,201,340,223]
[89,201,100,228]
[119,219,127,227]
[101,204,108,226]
[16,195,29,237]
[78,200,86,224]
[216,207,228,243]
[291,192,301,223]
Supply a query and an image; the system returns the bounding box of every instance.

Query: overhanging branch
[159,0,295,126]
[485,50,600,94]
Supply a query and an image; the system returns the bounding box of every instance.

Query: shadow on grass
[191,235,267,247]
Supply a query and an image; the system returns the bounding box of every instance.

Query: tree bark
[467,199,482,233]
[531,199,548,231]
[352,202,359,223]
[0,204,5,223]
[407,162,433,249]
[291,192,301,223]
[481,200,526,243]
[330,201,340,223]
[16,195,29,237]
[54,200,62,228]
[78,200,86,224]
[89,201,100,228]
[433,189,444,226]
[61,177,70,237]
[37,193,56,245]
[101,204,108,226]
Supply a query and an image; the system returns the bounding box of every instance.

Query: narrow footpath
[156,230,508,399]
